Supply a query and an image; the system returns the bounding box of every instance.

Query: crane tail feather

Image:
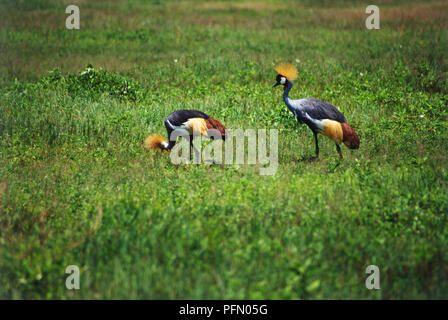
[341,123,360,149]
[205,118,226,139]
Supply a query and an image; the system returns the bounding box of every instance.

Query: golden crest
[144,134,167,150]
[275,63,298,81]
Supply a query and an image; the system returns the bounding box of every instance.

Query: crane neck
[283,81,294,110]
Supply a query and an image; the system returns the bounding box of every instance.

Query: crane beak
[272,82,280,88]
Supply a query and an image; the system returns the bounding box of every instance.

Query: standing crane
[144,109,226,160]
[272,63,359,158]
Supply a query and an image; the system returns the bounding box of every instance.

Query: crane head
[272,74,288,90]
[273,62,298,90]
[144,134,169,151]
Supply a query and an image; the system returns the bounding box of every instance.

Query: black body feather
[298,98,347,123]
[165,110,209,127]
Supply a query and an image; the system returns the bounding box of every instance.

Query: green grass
[0,0,447,299]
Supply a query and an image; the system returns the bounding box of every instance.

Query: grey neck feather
[283,81,294,111]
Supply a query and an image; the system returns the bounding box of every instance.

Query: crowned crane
[273,63,359,158]
[144,109,226,161]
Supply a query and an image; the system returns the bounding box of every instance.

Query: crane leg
[335,144,343,159]
[189,135,200,163]
[313,132,319,158]
[189,135,193,161]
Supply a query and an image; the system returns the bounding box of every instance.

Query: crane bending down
[144,109,226,160]
[273,63,359,158]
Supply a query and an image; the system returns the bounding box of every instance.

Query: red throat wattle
[283,85,287,91]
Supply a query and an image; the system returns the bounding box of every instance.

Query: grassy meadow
[0,0,447,299]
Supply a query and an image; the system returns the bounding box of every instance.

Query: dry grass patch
[200,1,288,12]
[308,1,448,29]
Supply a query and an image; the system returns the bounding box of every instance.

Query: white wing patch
[303,112,325,131]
